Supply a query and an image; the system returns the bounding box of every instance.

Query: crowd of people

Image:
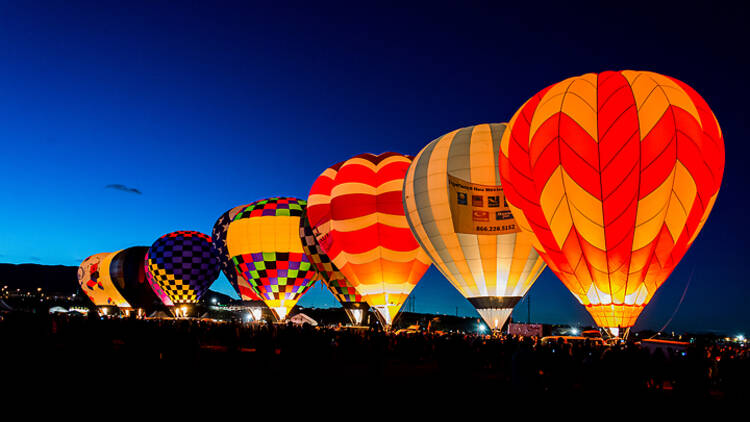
[0,311,747,400]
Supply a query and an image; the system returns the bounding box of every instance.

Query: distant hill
[0,262,231,302]
[0,263,79,295]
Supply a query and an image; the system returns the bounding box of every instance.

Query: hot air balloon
[212,205,266,319]
[403,124,547,330]
[307,153,431,328]
[105,246,167,316]
[498,70,724,336]
[77,252,129,313]
[300,211,369,325]
[145,231,220,316]
[227,197,317,321]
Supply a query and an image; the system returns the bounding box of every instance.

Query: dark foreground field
[1,312,747,404]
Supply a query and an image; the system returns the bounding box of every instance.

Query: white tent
[148,310,171,319]
[48,306,68,314]
[289,313,318,326]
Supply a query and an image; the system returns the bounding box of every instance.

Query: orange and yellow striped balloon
[404,124,546,330]
[307,153,431,327]
[498,70,725,334]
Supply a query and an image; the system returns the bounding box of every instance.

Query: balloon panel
[498,70,724,328]
[212,204,262,301]
[77,252,129,307]
[144,253,174,307]
[233,251,316,306]
[299,212,362,304]
[94,251,132,308]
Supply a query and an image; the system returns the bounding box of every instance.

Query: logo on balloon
[472,210,489,222]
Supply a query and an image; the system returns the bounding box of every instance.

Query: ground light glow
[350,309,363,325]
[272,307,288,321]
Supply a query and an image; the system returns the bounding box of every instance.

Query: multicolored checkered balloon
[145,230,220,305]
[227,197,317,321]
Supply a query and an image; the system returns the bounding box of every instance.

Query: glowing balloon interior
[145,231,220,306]
[77,252,129,308]
[404,123,547,330]
[228,197,317,321]
[307,152,431,327]
[498,70,724,334]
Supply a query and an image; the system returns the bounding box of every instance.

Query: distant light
[478,324,486,332]
[211,298,217,304]
[738,334,746,342]
[571,328,579,335]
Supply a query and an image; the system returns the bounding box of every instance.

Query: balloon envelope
[498,70,724,332]
[77,252,129,308]
[307,152,431,327]
[145,231,220,306]
[403,124,547,330]
[107,246,165,312]
[227,197,317,321]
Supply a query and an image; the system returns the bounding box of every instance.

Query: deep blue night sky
[0,2,747,334]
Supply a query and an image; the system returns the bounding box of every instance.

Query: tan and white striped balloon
[403,124,546,329]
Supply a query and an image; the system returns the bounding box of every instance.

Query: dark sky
[0,1,747,334]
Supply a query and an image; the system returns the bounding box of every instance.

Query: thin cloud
[105,184,142,194]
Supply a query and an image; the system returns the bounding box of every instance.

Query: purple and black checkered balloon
[145,230,220,305]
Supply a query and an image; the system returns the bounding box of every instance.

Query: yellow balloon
[77,252,130,308]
